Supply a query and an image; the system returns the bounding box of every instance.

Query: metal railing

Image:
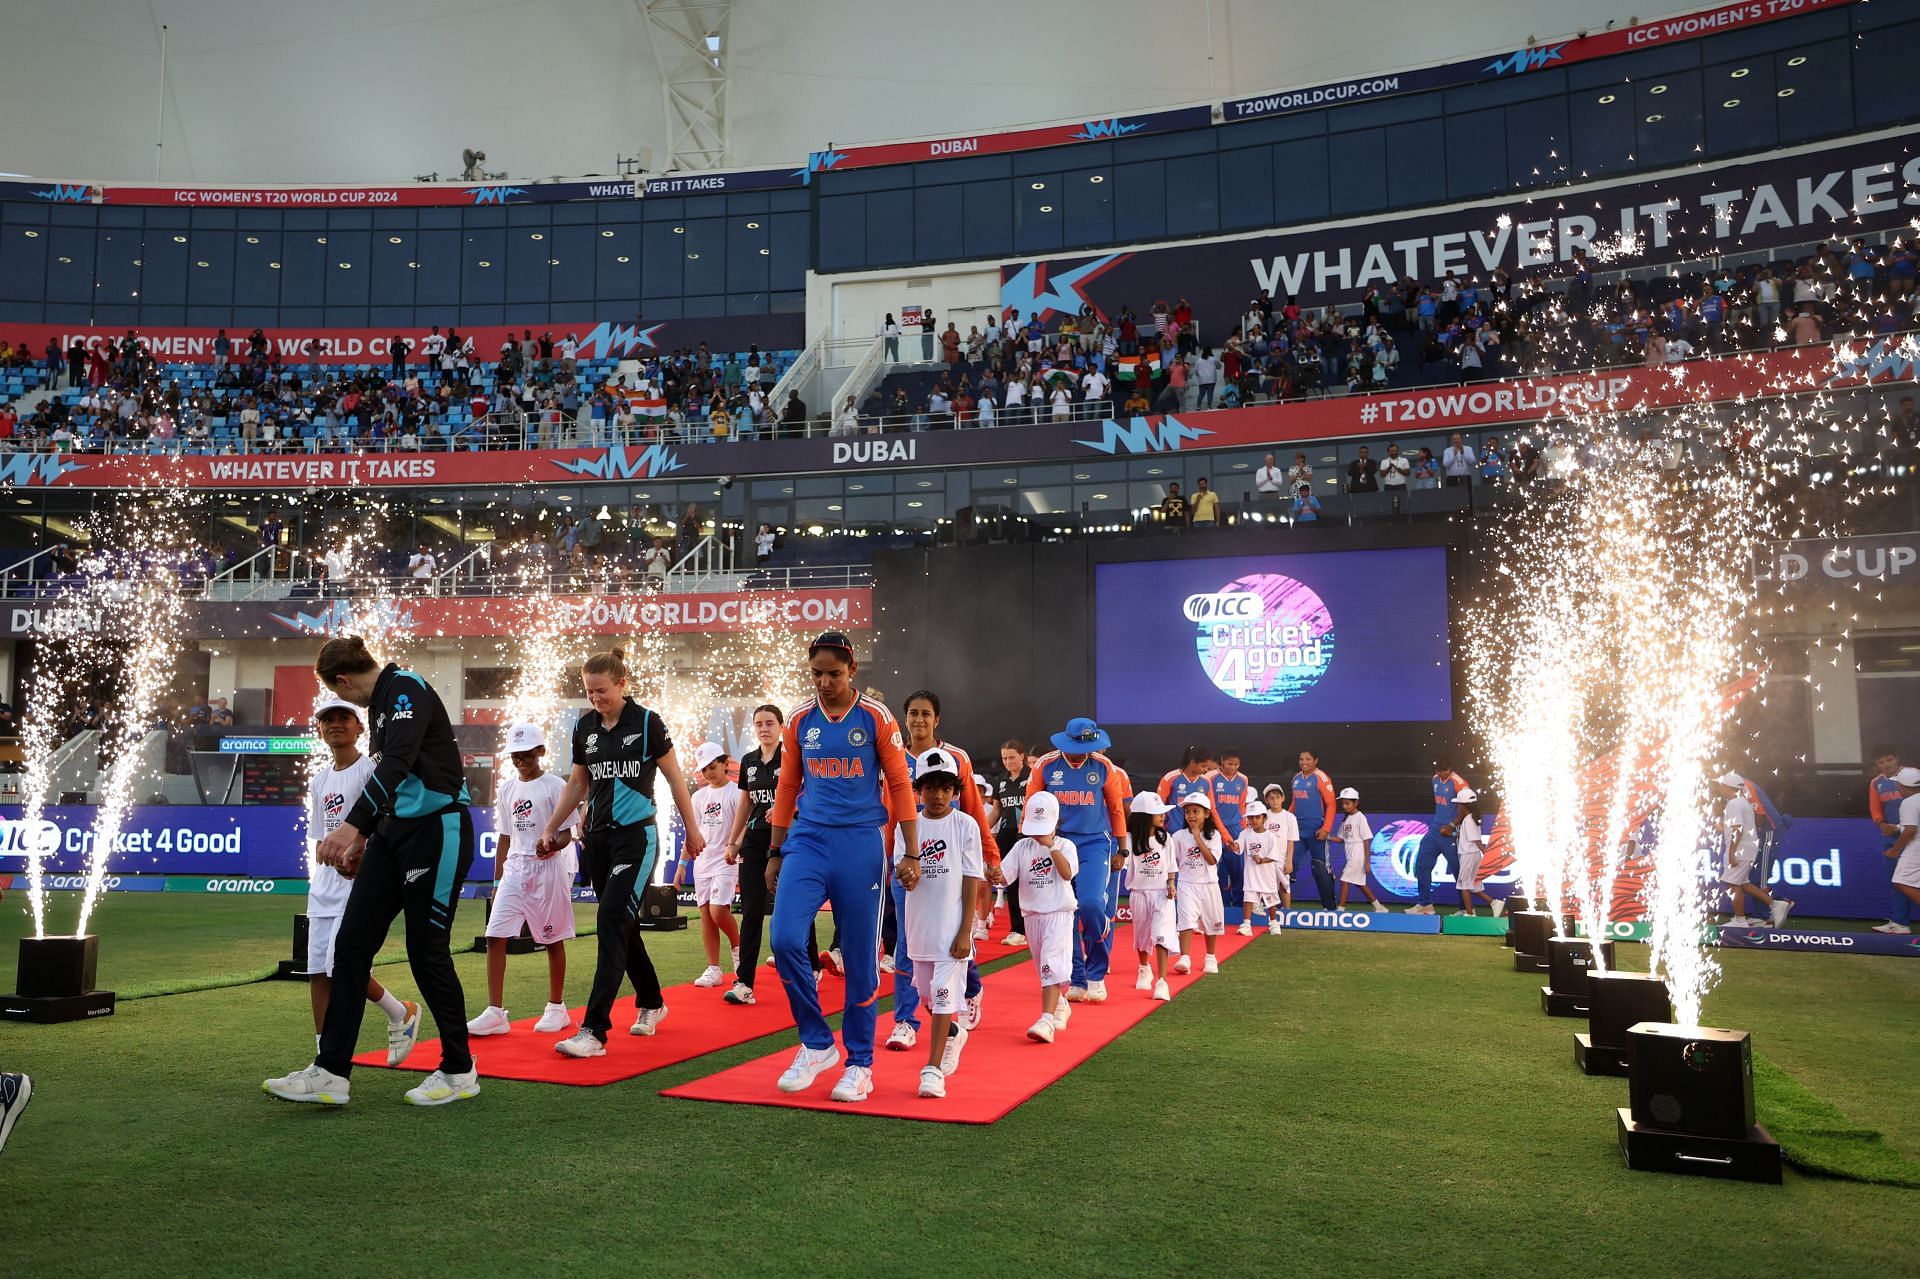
[430,545,492,595]
[667,533,739,592]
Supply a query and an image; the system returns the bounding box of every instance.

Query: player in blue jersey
[767,632,917,1103]
[1027,717,1131,1003]
[1869,745,1913,934]
[1409,756,1471,915]
[1291,750,1338,907]
[1211,748,1250,923]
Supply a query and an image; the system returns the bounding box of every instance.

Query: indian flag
[625,390,667,420]
[1113,352,1161,381]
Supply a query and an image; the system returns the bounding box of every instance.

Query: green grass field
[2,894,1914,1275]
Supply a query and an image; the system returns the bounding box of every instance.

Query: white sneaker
[693,965,725,988]
[630,1005,668,1036]
[778,1045,842,1093]
[533,1003,572,1033]
[387,1000,422,1066]
[829,1065,873,1103]
[918,1064,947,1098]
[466,1006,512,1037]
[555,1030,606,1058]
[1871,922,1913,934]
[1490,899,1507,917]
[940,1022,969,1076]
[1051,1000,1071,1030]
[1370,900,1388,913]
[1152,979,1171,1002]
[1065,986,1090,1003]
[886,1022,918,1051]
[1410,904,1433,916]
[1026,1016,1056,1043]
[1135,965,1153,991]
[963,992,983,1031]
[723,982,756,1005]
[1173,955,1192,975]
[1086,980,1107,1003]
[1769,900,1793,926]
[1267,921,1283,935]
[1237,922,1253,936]
[828,948,845,975]
[404,1067,480,1106]
[262,1063,350,1105]
[1203,955,1219,974]
[972,919,990,940]
[1002,932,1026,947]
[879,953,895,975]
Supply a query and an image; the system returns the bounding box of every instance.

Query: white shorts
[911,956,968,1016]
[1024,909,1075,987]
[1129,887,1177,954]
[1720,854,1755,887]
[1339,846,1371,886]
[1457,851,1485,893]
[693,860,740,907]
[1892,846,1920,891]
[487,856,578,943]
[307,913,343,976]
[1176,882,1225,935]
[1245,890,1283,915]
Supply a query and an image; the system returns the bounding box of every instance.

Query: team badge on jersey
[1050,769,1064,783]
[805,726,823,745]
[1086,771,1100,784]
[847,727,868,747]
[323,792,345,818]
[586,733,600,752]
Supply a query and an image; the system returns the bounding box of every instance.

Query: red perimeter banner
[183,590,873,642]
[0,316,803,367]
[6,337,1907,490]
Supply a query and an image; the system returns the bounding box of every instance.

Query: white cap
[1129,792,1170,816]
[1715,771,1746,788]
[1244,799,1268,818]
[916,747,961,784]
[1896,766,1920,787]
[1178,789,1213,811]
[694,741,729,771]
[312,697,362,723]
[1022,791,1061,835]
[1453,787,1478,804]
[1261,782,1287,796]
[503,722,546,754]
[1337,787,1360,801]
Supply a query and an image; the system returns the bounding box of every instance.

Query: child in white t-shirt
[1239,801,1285,935]
[1171,792,1224,975]
[469,722,580,1037]
[1262,784,1297,911]
[1452,788,1500,917]
[1335,788,1388,912]
[303,698,419,1063]
[1002,791,1080,1043]
[1124,793,1176,1002]
[895,750,985,1096]
[680,743,743,989]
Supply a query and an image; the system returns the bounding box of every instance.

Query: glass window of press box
[0,190,809,328]
[812,5,1913,271]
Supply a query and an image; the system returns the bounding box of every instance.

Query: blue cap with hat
[1050,716,1111,755]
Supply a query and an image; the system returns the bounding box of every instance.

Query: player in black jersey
[540,647,705,1058]
[718,704,819,1004]
[992,739,1031,945]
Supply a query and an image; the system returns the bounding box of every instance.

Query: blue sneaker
[0,1073,32,1154]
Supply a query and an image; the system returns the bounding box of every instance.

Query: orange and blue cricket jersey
[1210,771,1249,839]
[1028,749,1129,986]
[1432,771,1469,827]
[767,694,914,1069]
[1292,769,1336,838]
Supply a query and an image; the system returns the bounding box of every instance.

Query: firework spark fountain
[15,601,89,939]
[1466,351,1864,1024]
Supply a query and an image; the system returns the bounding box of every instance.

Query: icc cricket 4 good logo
[1185,573,1334,706]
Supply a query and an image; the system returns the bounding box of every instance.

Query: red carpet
[659,930,1259,1123]
[351,907,1036,1086]
[353,976,848,1086]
